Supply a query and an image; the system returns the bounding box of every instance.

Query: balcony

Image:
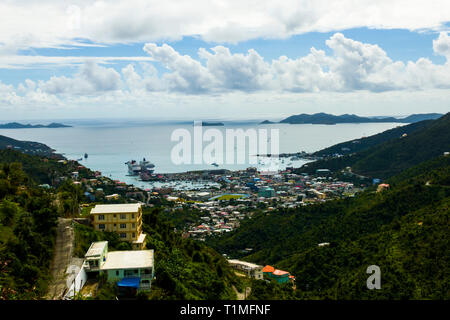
[140,273,153,279]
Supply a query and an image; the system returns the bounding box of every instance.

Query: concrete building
[84,241,108,272]
[228,259,264,280]
[90,203,146,250]
[262,265,294,284]
[84,241,154,293]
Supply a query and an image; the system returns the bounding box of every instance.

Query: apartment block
[90,203,146,250]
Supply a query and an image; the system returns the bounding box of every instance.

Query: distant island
[195,121,225,126]
[259,120,275,124]
[260,112,443,125]
[0,122,72,129]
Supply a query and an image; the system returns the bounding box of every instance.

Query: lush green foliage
[73,223,132,258]
[208,156,450,299]
[0,162,58,299]
[247,279,296,300]
[142,207,240,300]
[314,119,433,157]
[0,149,74,185]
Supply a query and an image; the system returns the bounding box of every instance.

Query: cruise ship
[126,158,155,176]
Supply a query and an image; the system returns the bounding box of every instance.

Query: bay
[0,121,405,189]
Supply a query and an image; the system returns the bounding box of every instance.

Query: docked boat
[140,158,155,171]
[84,153,88,159]
[126,158,155,175]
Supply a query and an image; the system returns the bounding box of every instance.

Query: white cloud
[0,1,450,49]
[39,61,122,95]
[433,32,450,58]
[198,46,272,91]
[121,63,164,92]
[142,33,450,94]
[143,43,216,93]
[0,55,154,70]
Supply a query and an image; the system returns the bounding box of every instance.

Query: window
[98,215,105,220]
[99,224,105,230]
[113,214,116,218]
[132,213,135,219]
[116,271,119,276]
[132,233,135,238]
[114,224,116,227]
[120,224,126,229]
[120,214,126,219]
[120,233,126,238]
[132,223,135,228]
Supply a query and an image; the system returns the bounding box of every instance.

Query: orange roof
[262,265,275,273]
[273,269,289,276]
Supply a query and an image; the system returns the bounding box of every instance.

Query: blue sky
[1,1,450,120]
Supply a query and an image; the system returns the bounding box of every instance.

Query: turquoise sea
[0,120,405,189]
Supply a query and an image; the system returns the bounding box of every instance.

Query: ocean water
[0,121,405,188]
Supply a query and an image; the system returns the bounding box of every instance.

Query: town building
[228,259,264,279]
[262,265,295,284]
[258,187,275,198]
[90,203,146,250]
[84,241,108,272]
[84,241,154,294]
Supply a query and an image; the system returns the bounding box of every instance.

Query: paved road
[45,218,74,300]
[233,285,251,300]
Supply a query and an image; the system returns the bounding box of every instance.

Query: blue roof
[117,277,140,288]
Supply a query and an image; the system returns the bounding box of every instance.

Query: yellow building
[90,203,146,250]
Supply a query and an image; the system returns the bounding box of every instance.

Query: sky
[1,0,450,121]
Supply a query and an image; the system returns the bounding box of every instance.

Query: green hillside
[0,162,58,299]
[313,119,433,157]
[0,135,60,158]
[207,155,450,299]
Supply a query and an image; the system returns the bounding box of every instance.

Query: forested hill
[278,112,442,124]
[313,119,434,157]
[297,112,450,179]
[0,149,71,185]
[207,155,450,299]
[0,135,61,158]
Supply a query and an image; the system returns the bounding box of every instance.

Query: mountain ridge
[260,112,443,125]
[0,122,71,129]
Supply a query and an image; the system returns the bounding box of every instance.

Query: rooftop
[132,233,146,244]
[85,241,107,258]
[228,259,262,270]
[273,269,289,276]
[101,250,154,270]
[262,265,275,273]
[90,203,141,215]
